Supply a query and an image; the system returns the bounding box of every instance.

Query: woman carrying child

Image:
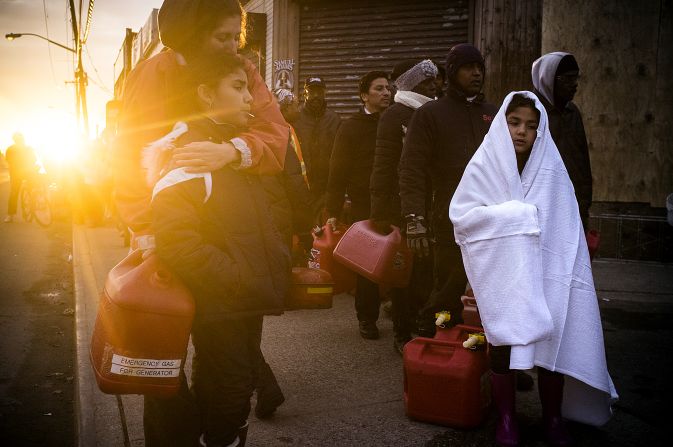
[449,92,618,447]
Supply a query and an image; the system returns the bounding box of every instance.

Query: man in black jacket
[532,52,592,229]
[326,70,391,339]
[370,59,438,353]
[399,44,498,335]
[294,76,342,220]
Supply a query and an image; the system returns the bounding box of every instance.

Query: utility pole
[68,0,89,138]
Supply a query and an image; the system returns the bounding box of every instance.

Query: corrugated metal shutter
[299,0,470,116]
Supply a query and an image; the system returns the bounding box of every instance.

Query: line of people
[110,1,605,446]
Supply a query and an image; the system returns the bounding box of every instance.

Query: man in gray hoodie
[532,52,593,229]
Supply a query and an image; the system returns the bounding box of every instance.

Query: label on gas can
[110,354,182,378]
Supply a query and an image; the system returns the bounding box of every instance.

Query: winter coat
[369,102,414,226]
[261,136,313,246]
[152,118,291,322]
[293,106,341,205]
[114,49,289,234]
[326,109,380,222]
[399,88,498,244]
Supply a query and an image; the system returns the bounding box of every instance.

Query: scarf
[393,90,434,110]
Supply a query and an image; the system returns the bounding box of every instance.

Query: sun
[18,107,85,166]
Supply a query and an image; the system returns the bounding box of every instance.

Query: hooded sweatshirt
[532,52,593,228]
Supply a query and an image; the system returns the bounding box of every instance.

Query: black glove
[405,215,430,257]
[371,218,392,235]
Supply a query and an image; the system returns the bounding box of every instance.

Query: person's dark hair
[358,70,389,101]
[159,0,247,56]
[186,53,246,90]
[180,53,247,113]
[505,94,540,121]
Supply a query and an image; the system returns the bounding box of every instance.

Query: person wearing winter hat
[115,2,289,446]
[114,0,289,239]
[398,43,497,337]
[370,59,438,353]
[532,52,592,230]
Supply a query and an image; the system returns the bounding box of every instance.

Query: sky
[0,0,163,162]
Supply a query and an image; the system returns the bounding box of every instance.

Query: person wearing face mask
[326,71,391,339]
[114,0,289,246]
[531,52,592,230]
[293,77,342,221]
[369,59,438,353]
[398,44,498,337]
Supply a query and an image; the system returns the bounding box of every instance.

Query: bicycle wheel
[32,186,53,227]
[20,185,32,222]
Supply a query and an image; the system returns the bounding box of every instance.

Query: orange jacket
[113,49,289,233]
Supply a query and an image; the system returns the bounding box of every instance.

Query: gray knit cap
[394,60,438,91]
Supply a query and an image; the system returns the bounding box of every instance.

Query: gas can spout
[435,311,451,327]
[463,332,486,350]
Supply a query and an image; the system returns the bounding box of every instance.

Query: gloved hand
[405,215,430,257]
[371,219,392,235]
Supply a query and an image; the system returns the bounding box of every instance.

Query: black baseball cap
[304,76,326,88]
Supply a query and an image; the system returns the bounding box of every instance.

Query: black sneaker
[358,320,379,339]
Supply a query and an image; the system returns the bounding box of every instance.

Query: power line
[82,0,94,44]
[84,44,111,94]
[42,0,57,86]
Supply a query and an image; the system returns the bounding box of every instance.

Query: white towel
[449,91,618,426]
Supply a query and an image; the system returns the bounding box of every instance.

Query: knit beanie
[393,59,438,91]
[445,43,485,78]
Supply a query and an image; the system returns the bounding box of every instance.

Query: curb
[73,225,99,447]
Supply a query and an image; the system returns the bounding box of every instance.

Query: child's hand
[172,141,241,173]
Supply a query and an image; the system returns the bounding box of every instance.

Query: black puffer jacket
[369,102,414,226]
[293,106,341,205]
[152,119,291,322]
[326,109,380,222]
[399,88,498,244]
[261,136,313,247]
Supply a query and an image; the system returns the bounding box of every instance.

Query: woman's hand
[172,141,241,173]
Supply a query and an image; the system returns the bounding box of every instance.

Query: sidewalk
[73,223,673,446]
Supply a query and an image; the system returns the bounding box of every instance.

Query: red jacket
[113,49,289,233]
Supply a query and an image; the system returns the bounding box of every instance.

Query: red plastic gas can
[403,328,491,428]
[333,219,413,287]
[461,295,482,327]
[90,250,194,397]
[310,224,356,294]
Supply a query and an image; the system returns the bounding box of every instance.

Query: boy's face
[207,68,253,127]
[361,77,391,113]
[506,106,539,155]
